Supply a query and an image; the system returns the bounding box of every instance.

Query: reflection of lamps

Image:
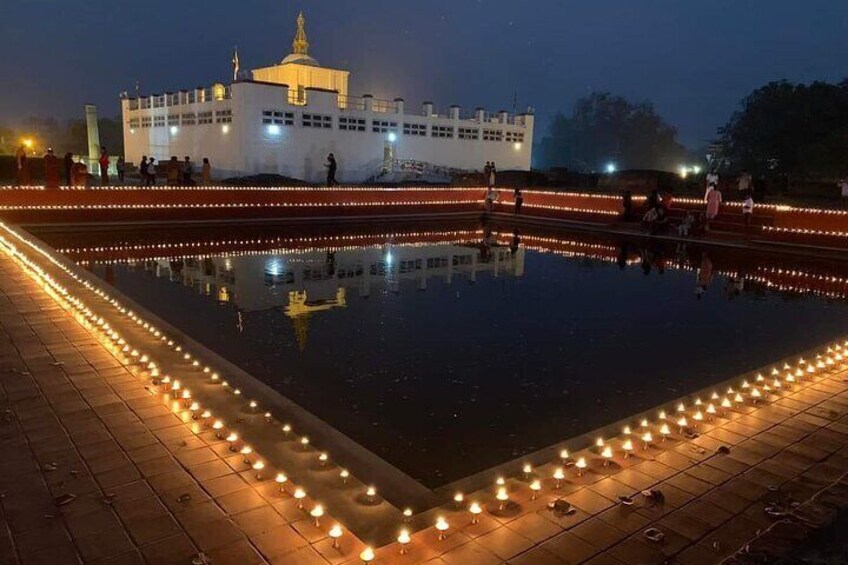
[359,547,374,564]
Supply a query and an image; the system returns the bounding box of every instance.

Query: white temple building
[121,13,534,183]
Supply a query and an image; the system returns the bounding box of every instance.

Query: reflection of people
[617,243,629,270]
[678,212,695,237]
[43,148,60,189]
[514,188,523,214]
[510,231,520,255]
[484,186,498,213]
[695,252,714,298]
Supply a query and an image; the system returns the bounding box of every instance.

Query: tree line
[538,79,848,180]
[0,116,123,157]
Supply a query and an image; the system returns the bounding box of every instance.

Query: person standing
[182,156,193,186]
[201,158,211,185]
[147,158,157,186]
[139,156,149,186]
[63,152,74,186]
[43,148,60,189]
[622,190,633,220]
[99,147,110,185]
[72,158,89,188]
[742,191,754,227]
[167,156,180,186]
[326,153,338,187]
[514,187,523,214]
[489,162,497,188]
[116,156,126,184]
[705,184,722,230]
[14,145,26,186]
[483,162,491,186]
[706,170,718,189]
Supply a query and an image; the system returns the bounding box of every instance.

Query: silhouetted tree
[718,80,848,177]
[538,92,687,172]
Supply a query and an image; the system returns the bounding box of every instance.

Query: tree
[718,80,848,178]
[537,92,687,172]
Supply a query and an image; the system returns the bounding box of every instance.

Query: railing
[372,99,397,113]
[337,95,366,111]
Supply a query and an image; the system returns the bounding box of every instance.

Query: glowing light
[293,488,307,509]
[222,124,230,134]
[530,479,542,499]
[575,457,587,476]
[435,516,450,540]
[496,486,509,510]
[170,125,178,135]
[398,528,411,552]
[359,547,375,563]
[605,163,617,174]
[513,142,522,151]
[267,124,281,135]
[552,466,567,489]
[329,524,343,549]
[387,132,397,143]
[469,502,482,524]
[310,504,324,526]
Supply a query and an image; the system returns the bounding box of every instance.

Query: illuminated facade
[121,13,534,183]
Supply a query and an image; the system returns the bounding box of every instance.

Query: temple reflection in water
[129,241,525,348]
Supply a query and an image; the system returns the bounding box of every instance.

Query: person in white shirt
[742,192,754,227]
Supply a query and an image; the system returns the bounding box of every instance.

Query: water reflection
[40,221,848,485]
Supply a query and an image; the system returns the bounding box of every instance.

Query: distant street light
[605,163,617,174]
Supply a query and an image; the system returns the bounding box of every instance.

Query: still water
[47,223,848,486]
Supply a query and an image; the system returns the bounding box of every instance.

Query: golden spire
[292,12,309,55]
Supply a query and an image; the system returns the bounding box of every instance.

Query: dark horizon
[2,0,847,148]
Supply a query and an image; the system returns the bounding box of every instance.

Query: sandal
[644,527,665,542]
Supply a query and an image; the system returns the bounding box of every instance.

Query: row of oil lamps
[0,222,845,564]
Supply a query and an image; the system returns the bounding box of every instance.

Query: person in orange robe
[43,148,60,189]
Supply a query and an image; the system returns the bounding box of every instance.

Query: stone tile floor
[1,235,848,564]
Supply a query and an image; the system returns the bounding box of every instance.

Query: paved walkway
[1,227,848,564]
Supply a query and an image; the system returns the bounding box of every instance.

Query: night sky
[2,0,847,147]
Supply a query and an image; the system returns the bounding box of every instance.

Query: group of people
[622,170,757,236]
[13,144,213,187]
[139,155,212,187]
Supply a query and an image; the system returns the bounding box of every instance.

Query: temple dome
[281,53,320,66]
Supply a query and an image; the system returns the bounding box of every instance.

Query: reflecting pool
[42,222,848,486]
